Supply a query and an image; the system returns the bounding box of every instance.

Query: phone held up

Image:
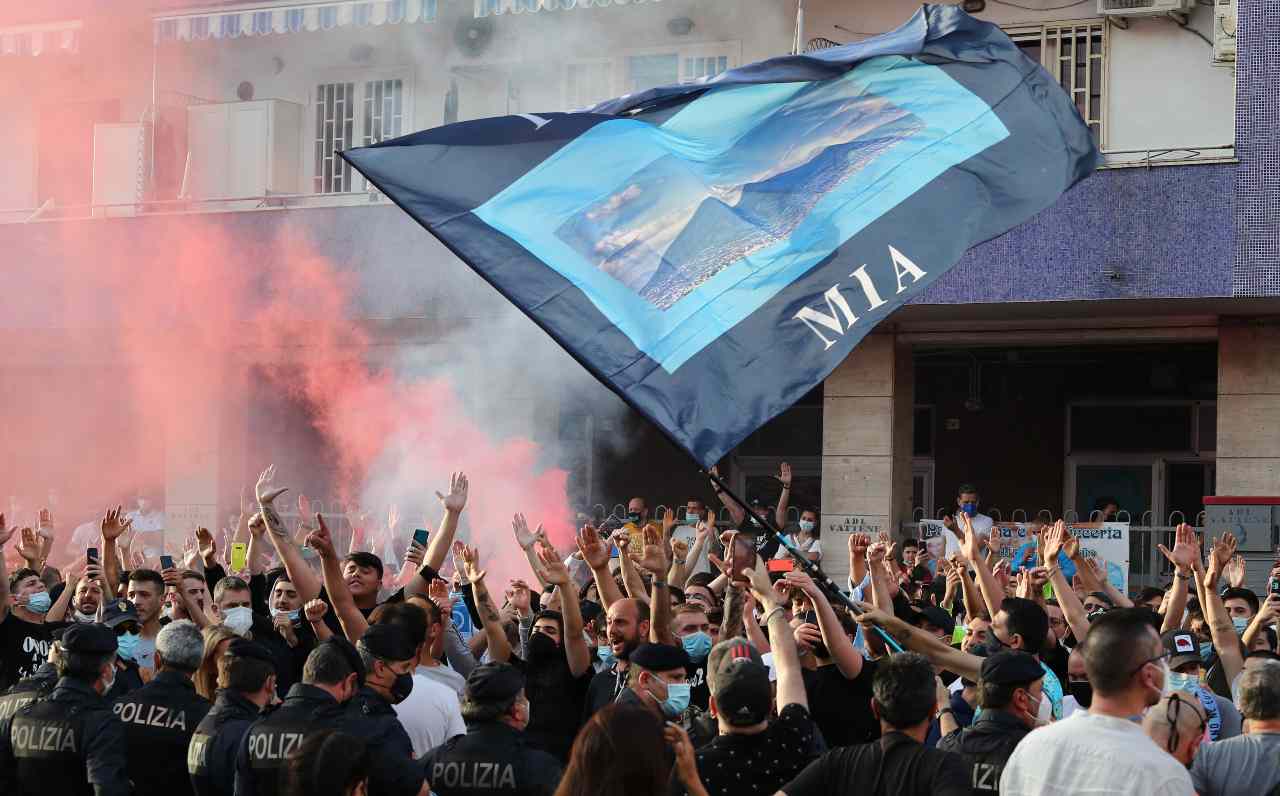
[160,555,174,571]
[413,528,430,547]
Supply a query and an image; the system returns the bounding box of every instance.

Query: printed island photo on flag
[342,4,1101,469]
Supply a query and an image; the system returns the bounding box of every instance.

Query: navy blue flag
[343,4,1100,468]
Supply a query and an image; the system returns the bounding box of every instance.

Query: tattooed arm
[460,545,512,663]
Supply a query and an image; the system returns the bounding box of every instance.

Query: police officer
[421,663,561,796]
[101,598,146,700]
[937,650,1044,794]
[235,636,363,796]
[342,622,431,796]
[113,619,211,796]
[0,636,62,723]
[0,623,129,796]
[189,639,277,796]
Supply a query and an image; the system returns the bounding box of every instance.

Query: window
[564,43,739,110]
[1011,21,1107,145]
[565,60,613,111]
[314,76,408,194]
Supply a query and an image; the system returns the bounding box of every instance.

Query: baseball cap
[911,605,956,636]
[707,637,771,727]
[1161,629,1201,670]
[979,651,1044,686]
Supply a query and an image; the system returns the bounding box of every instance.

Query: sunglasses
[114,622,140,636]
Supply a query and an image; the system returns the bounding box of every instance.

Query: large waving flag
[343,4,1099,468]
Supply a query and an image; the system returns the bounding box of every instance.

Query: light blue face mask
[1233,616,1250,634]
[270,608,302,622]
[116,632,141,663]
[1166,671,1200,693]
[25,592,52,614]
[597,644,615,669]
[681,631,713,662]
[659,681,691,718]
[798,520,815,533]
[1200,641,1214,661]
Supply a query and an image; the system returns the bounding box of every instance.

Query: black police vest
[0,680,52,723]
[245,703,327,796]
[10,701,94,796]
[114,678,207,796]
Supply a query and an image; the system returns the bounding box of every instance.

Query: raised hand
[779,461,793,489]
[404,539,426,570]
[794,622,822,652]
[255,465,287,505]
[15,527,41,562]
[537,543,571,586]
[247,510,267,537]
[1209,531,1238,574]
[1043,520,1066,563]
[100,505,131,542]
[959,514,983,564]
[37,508,53,536]
[848,532,870,561]
[298,494,313,522]
[867,541,887,564]
[305,514,337,560]
[386,503,400,533]
[0,514,12,548]
[671,537,690,561]
[505,579,533,613]
[1157,523,1199,573]
[660,506,678,538]
[740,555,780,610]
[428,578,455,614]
[1227,554,1247,589]
[304,598,328,623]
[1027,566,1050,591]
[576,524,609,570]
[512,514,537,550]
[458,544,486,583]
[1062,526,1081,560]
[632,523,669,575]
[436,472,469,514]
[783,569,820,597]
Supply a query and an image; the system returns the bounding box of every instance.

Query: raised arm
[635,525,674,646]
[511,514,551,589]
[613,530,650,605]
[253,466,322,603]
[1155,523,1198,634]
[162,564,210,630]
[775,462,792,530]
[1043,522,1091,644]
[459,544,511,663]
[848,533,869,592]
[308,514,369,642]
[866,541,894,612]
[538,544,590,677]
[787,570,863,680]
[575,524,622,609]
[1203,532,1244,686]
[0,514,13,621]
[1243,594,1280,651]
[708,465,745,529]
[743,557,806,711]
[423,472,469,573]
[959,514,1004,622]
[99,506,130,600]
[854,603,982,682]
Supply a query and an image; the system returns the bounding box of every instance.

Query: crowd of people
[2,463,1280,796]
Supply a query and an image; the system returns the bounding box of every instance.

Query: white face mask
[101,663,117,694]
[1158,658,1174,699]
[223,606,254,636]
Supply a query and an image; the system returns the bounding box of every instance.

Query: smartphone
[413,528,430,547]
[767,559,795,573]
[1270,576,1280,596]
[87,547,99,564]
[230,542,248,572]
[159,555,174,570]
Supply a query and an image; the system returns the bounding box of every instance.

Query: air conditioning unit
[91,122,149,218]
[1212,0,1237,64]
[1097,0,1193,16]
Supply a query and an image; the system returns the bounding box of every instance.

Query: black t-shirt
[782,732,970,796]
[691,703,817,796]
[687,659,709,712]
[801,660,879,748]
[511,651,592,763]
[584,665,628,721]
[0,612,66,691]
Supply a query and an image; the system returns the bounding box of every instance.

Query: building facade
[1,0,1276,585]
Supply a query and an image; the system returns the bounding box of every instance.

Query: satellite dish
[453,17,494,58]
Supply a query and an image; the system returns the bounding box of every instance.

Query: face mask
[798,521,815,533]
[1021,690,1049,728]
[659,680,691,718]
[1199,641,1214,660]
[1158,658,1174,699]
[161,604,174,620]
[527,631,559,662]
[961,502,978,517]
[388,671,414,704]
[1232,616,1250,634]
[25,592,51,614]
[223,606,254,636]
[1167,671,1199,693]
[101,664,117,694]
[74,610,97,623]
[116,632,141,663]
[271,607,302,622]
[681,631,713,662]
[627,512,642,524]
[1068,680,1093,708]
[597,644,616,669]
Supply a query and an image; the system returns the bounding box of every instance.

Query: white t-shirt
[773,534,821,560]
[670,524,711,576]
[393,668,467,758]
[1000,711,1195,796]
[942,512,994,557]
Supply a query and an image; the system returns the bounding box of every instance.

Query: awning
[154,0,436,42]
[0,21,81,56]
[474,0,660,17]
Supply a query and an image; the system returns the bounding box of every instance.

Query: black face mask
[1068,680,1092,708]
[528,631,560,662]
[627,512,642,524]
[389,671,414,704]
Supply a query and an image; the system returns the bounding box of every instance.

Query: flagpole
[703,467,904,653]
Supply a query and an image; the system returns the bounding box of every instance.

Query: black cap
[912,605,956,636]
[1161,629,1202,669]
[630,642,690,672]
[359,622,416,663]
[707,637,771,727]
[101,599,139,629]
[465,663,525,703]
[61,623,117,654]
[979,651,1045,686]
[227,639,276,666]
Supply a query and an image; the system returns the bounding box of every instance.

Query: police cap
[61,623,118,654]
[630,642,690,672]
[227,639,276,666]
[979,650,1045,687]
[359,622,416,663]
[465,663,525,703]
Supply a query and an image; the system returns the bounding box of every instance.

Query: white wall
[0,102,38,211]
